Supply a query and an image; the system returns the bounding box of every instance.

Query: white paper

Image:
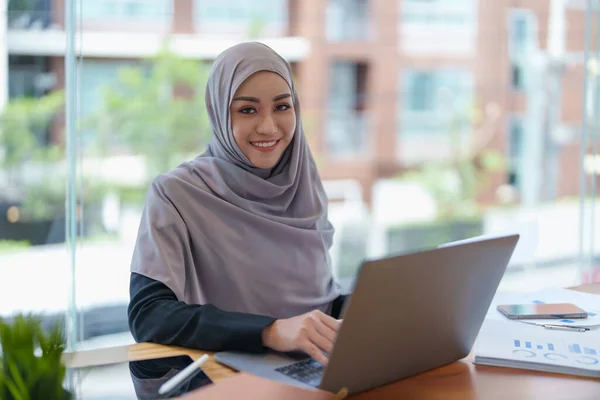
[475,319,600,377]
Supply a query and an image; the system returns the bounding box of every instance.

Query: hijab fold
[130,42,340,318]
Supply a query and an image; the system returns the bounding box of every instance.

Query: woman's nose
[256,113,277,135]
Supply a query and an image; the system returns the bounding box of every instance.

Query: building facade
[5,0,589,206]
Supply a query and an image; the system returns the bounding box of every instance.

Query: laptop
[214,234,520,395]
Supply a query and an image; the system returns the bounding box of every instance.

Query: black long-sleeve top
[128,272,347,353]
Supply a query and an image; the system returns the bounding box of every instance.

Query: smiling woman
[127,42,346,373]
[230,71,296,169]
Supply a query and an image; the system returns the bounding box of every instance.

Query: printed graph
[513,340,554,351]
[511,338,599,365]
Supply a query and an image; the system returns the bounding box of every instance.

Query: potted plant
[0,314,72,399]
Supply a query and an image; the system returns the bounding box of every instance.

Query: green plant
[0,91,65,187]
[0,314,72,400]
[85,44,212,188]
[397,102,505,221]
[0,240,31,252]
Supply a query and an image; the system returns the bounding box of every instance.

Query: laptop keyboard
[275,359,324,387]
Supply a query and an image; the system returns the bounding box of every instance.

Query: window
[7,0,52,29]
[508,117,524,189]
[406,72,435,111]
[326,0,370,41]
[398,68,473,163]
[401,68,473,134]
[508,10,538,90]
[82,0,172,22]
[8,56,52,99]
[327,62,369,156]
[400,0,478,56]
[194,0,288,37]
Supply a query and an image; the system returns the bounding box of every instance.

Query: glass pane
[1,1,74,395]
[5,0,599,397]
[580,1,600,285]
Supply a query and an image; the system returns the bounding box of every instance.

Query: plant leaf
[7,359,30,400]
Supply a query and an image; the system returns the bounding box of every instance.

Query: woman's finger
[314,318,337,344]
[308,324,335,354]
[317,312,342,333]
[303,340,329,365]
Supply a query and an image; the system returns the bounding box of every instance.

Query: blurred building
[5,0,589,205]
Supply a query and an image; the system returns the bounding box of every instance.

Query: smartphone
[496,303,588,319]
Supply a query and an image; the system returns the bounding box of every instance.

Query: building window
[8,56,53,99]
[326,0,370,41]
[401,68,473,134]
[508,118,524,189]
[406,72,435,111]
[194,0,288,37]
[82,0,172,23]
[509,10,537,91]
[7,0,53,29]
[7,56,55,145]
[400,0,478,56]
[327,62,369,157]
[398,68,473,163]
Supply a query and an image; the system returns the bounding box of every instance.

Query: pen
[158,354,210,397]
[542,324,589,332]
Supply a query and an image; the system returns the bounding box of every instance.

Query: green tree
[87,45,212,192]
[398,102,505,221]
[0,91,64,187]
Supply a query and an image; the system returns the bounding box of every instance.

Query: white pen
[158,354,210,397]
[542,324,589,332]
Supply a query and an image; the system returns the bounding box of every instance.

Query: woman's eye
[240,107,256,114]
[275,104,291,111]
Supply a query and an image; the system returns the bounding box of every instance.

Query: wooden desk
[63,283,600,399]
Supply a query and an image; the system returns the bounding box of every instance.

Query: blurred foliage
[20,178,105,221]
[248,16,266,39]
[0,91,64,173]
[0,240,31,252]
[0,91,69,223]
[0,314,71,400]
[85,44,212,198]
[398,103,505,221]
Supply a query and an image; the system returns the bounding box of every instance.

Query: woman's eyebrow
[231,93,291,103]
[273,93,291,101]
[232,96,259,103]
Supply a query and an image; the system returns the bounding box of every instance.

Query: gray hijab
[130,42,341,318]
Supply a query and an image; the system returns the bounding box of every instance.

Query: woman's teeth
[251,141,277,148]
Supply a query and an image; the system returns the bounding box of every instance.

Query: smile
[250,139,280,152]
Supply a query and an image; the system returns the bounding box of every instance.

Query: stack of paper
[474,288,600,378]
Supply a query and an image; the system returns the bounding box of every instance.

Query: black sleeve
[127,272,276,353]
[330,294,349,319]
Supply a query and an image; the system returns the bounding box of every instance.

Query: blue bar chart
[512,338,600,365]
[513,340,556,352]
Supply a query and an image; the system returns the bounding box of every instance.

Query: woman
[128,42,346,366]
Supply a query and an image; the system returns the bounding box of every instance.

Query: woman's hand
[261,310,341,365]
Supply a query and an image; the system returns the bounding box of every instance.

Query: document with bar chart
[474,319,600,378]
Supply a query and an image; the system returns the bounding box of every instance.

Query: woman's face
[230,71,296,169]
